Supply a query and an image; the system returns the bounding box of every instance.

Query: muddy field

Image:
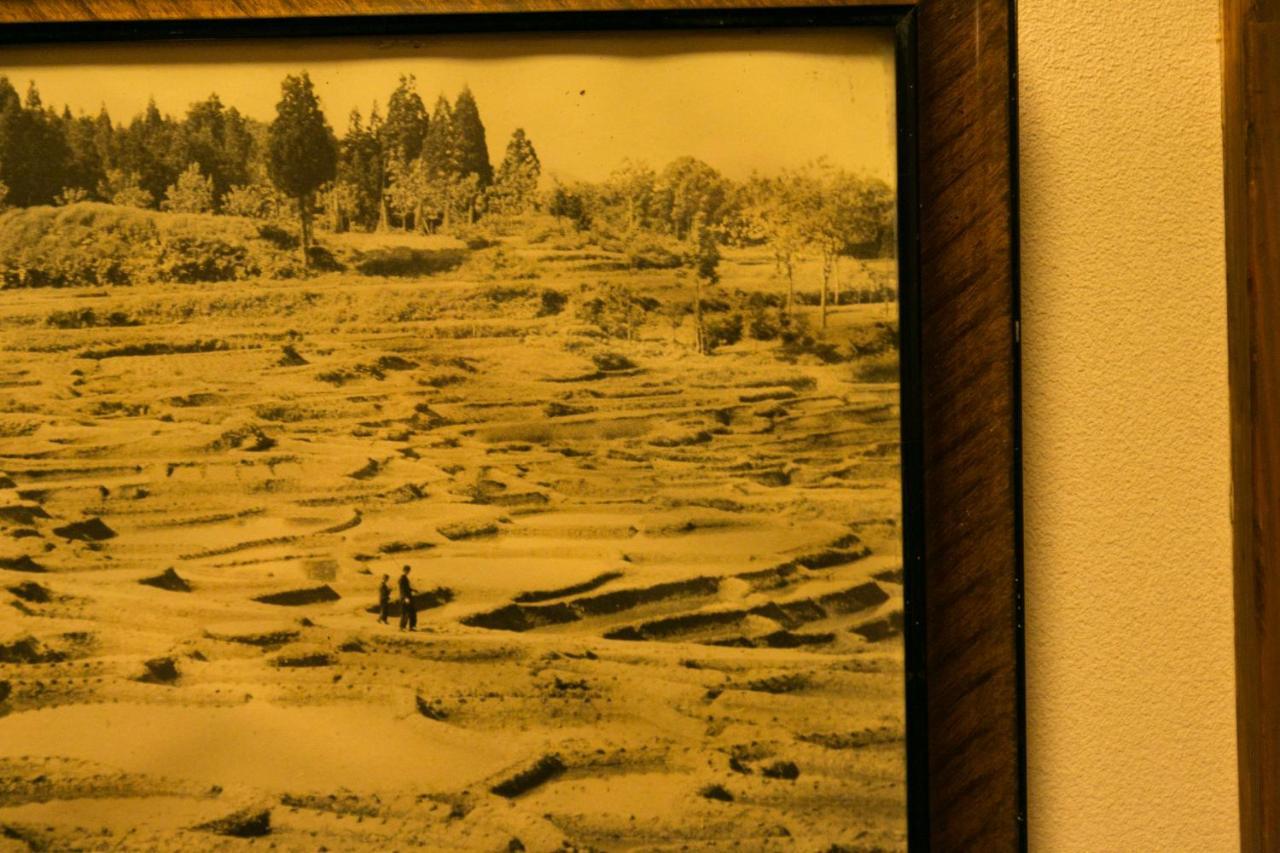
[0,237,904,851]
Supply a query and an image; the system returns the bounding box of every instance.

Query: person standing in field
[398,565,417,632]
[377,574,391,625]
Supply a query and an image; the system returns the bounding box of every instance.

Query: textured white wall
[1018,0,1239,848]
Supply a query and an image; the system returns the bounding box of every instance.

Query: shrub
[847,321,899,358]
[162,164,215,214]
[0,203,328,288]
[224,182,285,221]
[592,351,635,372]
[703,313,744,351]
[537,289,568,317]
[46,308,140,329]
[779,330,846,364]
[576,281,650,340]
[460,247,539,281]
[100,170,154,209]
[854,350,899,383]
[354,247,465,277]
[153,235,251,283]
[55,188,90,207]
[257,224,297,249]
[624,236,682,270]
[453,224,499,250]
[744,290,785,310]
[747,306,782,341]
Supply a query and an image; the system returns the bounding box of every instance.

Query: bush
[460,247,539,281]
[224,182,286,221]
[624,236,682,270]
[848,321,899,358]
[747,306,782,341]
[354,247,465,277]
[453,224,499,250]
[855,350,899,383]
[0,203,328,288]
[162,164,215,214]
[780,331,846,364]
[576,281,650,340]
[537,289,568,317]
[592,351,635,372]
[703,313,744,351]
[744,290,785,310]
[153,235,252,283]
[257,224,298,249]
[46,308,140,329]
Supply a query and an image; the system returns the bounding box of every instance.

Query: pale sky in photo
[1,28,897,184]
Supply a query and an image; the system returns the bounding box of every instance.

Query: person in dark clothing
[377,574,391,624]
[398,565,417,632]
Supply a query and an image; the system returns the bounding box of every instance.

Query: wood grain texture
[0,2,1022,848]
[1224,1,1280,850]
[0,0,909,24]
[915,0,1021,848]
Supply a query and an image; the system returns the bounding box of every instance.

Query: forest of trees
[0,70,896,305]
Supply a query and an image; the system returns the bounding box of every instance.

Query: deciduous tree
[162,162,215,213]
[489,127,540,215]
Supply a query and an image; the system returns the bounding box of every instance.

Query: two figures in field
[378,565,417,631]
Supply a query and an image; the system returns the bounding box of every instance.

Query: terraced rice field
[0,245,905,851]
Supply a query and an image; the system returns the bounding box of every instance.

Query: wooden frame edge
[1224,1,1278,849]
[916,0,1023,846]
[0,0,914,24]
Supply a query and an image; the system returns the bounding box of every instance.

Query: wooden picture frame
[0,2,1023,849]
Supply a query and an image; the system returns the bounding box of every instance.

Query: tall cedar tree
[119,99,181,208]
[421,95,462,227]
[267,72,337,273]
[379,77,428,229]
[422,95,457,179]
[92,107,115,178]
[337,108,383,230]
[451,87,492,189]
[492,128,540,215]
[63,109,105,199]
[0,82,71,206]
[179,94,256,209]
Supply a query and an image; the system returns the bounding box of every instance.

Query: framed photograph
[0,2,1022,850]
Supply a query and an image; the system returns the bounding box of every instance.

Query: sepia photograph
[0,26,906,851]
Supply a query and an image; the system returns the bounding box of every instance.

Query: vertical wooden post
[1224,1,1280,848]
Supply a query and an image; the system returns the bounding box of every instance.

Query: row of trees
[0,77,260,210]
[0,74,539,229]
[0,72,896,303]
[550,157,894,331]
